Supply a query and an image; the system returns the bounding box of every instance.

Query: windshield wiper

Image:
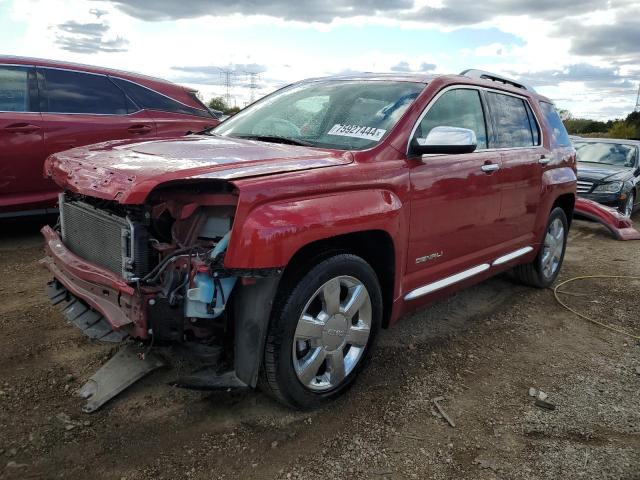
[233,134,316,147]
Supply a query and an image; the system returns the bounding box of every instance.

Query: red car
[0,56,219,217]
[41,70,576,410]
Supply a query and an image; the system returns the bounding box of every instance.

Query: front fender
[542,166,577,192]
[224,189,403,269]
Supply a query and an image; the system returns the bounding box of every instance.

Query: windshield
[214,80,425,150]
[575,142,638,168]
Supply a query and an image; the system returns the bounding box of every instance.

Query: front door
[405,87,502,298]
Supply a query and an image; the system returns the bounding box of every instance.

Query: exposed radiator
[60,195,149,280]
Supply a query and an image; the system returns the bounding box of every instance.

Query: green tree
[624,111,640,138]
[557,108,572,121]
[207,97,227,112]
[207,97,242,116]
[607,121,637,139]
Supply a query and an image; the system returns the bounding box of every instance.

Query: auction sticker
[327,124,386,141]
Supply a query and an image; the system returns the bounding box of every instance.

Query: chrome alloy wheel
[292,276,372,392]
[541,217,565,279]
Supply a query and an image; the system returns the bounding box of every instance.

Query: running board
[78,343,165,413]
[404,245,535,301]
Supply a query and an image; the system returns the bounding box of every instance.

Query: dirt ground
[1,214,639,480]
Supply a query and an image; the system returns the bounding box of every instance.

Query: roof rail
[460,69,536,93]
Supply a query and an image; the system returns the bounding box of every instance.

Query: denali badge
[325,328,346,337]
[416,251,443,264]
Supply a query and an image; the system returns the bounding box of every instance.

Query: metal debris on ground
[528,387,548,401]
[77,343,165,413]
[529,387,555,410]
[432,396,455,427]
[534,398,556,411]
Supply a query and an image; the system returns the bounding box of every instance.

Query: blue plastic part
[185,273,237,319]
[210,231,231,260]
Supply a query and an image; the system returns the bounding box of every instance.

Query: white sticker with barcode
[327,124,386,141]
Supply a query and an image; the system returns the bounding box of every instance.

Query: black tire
[260,254,382,409]
[513,207,568,288]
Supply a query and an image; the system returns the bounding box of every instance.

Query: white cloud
[5,0,640,117]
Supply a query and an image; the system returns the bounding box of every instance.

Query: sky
[1,0,639,119]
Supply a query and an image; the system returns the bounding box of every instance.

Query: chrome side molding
[492,246,533,266]
[404,246,533,301]
[404,263,490,301]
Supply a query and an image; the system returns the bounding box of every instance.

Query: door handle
[4,123,41,134]
[538,155,551,165]
[128,124,153,134]
[481,163,500,173]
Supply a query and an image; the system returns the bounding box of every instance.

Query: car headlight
[593,181,623,193]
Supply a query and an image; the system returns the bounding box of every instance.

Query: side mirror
[410,126,477,156]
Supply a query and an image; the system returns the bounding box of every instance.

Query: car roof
[304,72,439,83]
[298,72,552,102]
[572,137,640,146]
[0,55,178,88]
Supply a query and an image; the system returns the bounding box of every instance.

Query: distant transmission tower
[218,66,236,106]
[635,84,640,112]
[245,71,259,103]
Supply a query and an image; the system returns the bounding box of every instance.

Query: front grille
[577,180,594,194]
[60,196,149,280]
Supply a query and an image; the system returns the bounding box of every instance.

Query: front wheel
[260,254,382,409]
[513,207,568,288]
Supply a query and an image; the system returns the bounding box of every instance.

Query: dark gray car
[573,137,640,217]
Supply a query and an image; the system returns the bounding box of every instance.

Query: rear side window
[0,66,32,112]
[111,78,212,118]
[524,102,540,145]
[539,101,571,147]
[41,69,132,115]
[417,88,488,149]
[486,92,538,148]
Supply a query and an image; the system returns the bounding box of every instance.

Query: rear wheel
[513,207,568,288]
[260,254,382,409]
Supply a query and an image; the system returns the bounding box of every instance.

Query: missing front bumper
[46,280,129,343]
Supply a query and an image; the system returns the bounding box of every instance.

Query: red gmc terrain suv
[41,70,576,410]
[0,56,219,217]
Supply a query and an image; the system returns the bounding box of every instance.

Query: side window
[41,69,131,115]
[539,101,571,147]
[0,66,32,112]
[111,78,211,118]
[486,92,536,148]
[416,89,488,149]
[524,101,540,146]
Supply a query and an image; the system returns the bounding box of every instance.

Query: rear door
[405,87,502,299]
[38,67,156,156]
[485,91,547,247]
[0,65,49,211]
[110,78,217,136]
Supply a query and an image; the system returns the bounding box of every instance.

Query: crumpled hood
[577,163,633,183]
[45,135,353,203]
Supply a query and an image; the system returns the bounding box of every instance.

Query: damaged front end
[41,182,281,411]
